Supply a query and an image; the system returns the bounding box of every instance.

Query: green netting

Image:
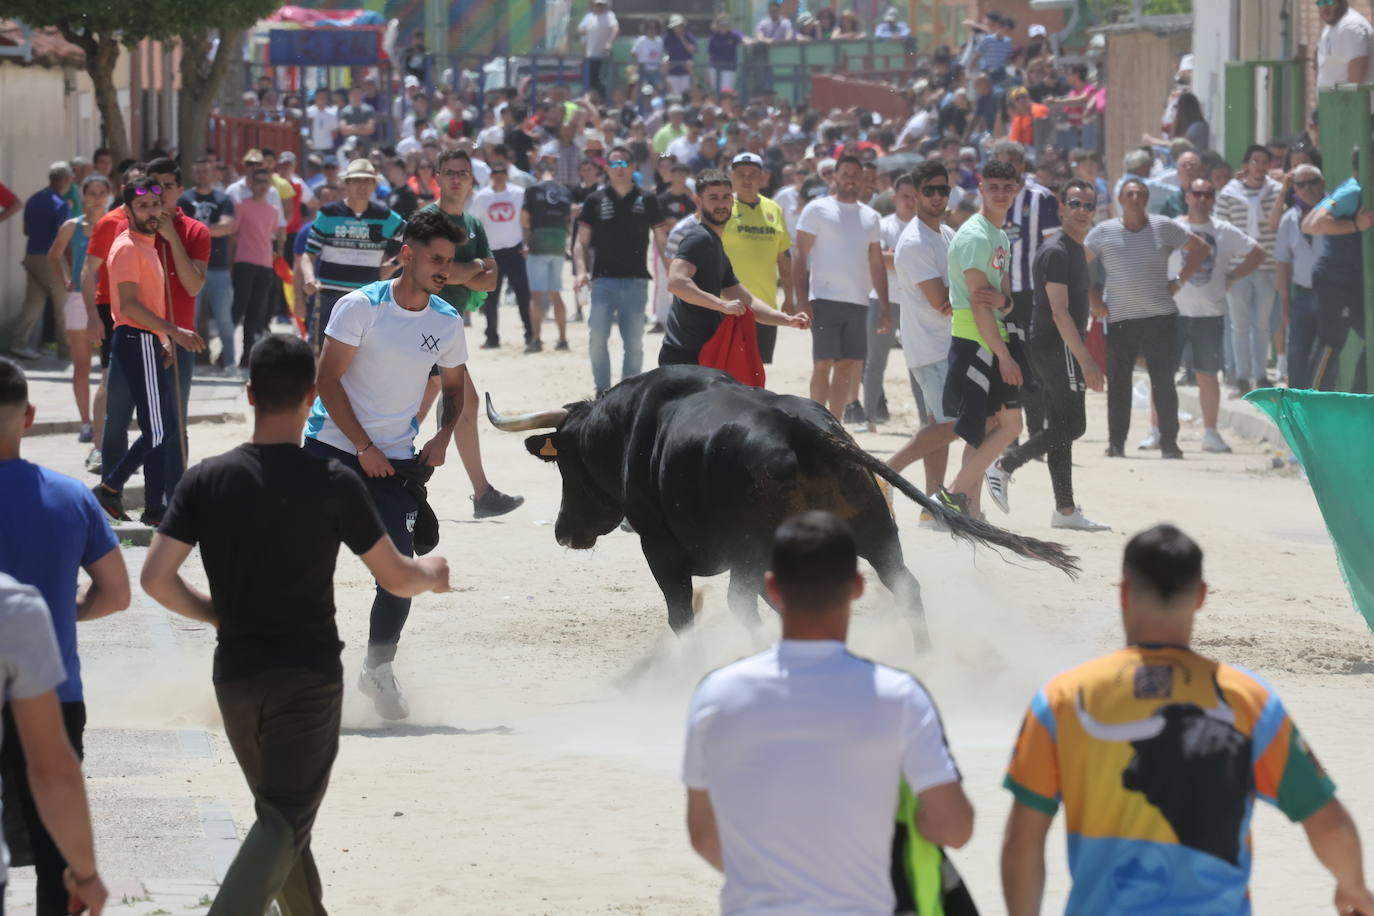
[1246,388,1374,632]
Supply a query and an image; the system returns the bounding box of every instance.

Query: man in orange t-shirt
[1008,87,1048,148]
[91,176,204,525]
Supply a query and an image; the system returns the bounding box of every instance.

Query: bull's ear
[525,434,559,462]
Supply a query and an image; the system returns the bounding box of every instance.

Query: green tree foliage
[0,0,281,163]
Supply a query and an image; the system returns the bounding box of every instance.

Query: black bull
[487,366,1078,639]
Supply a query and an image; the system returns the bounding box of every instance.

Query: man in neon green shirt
[939,158,1024,519]
[722,152,794,363]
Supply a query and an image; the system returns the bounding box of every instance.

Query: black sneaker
[555,339,570,351]
[842,401,867,424]
[647,322,665,335]
[481,339,500,350]
[139,510,163,528]
[472,486,524,519]
[524,340,543,354]
[1161,445,1185,460]
[91,484,130,522]
[934,487,969,516]
[1176,370,1197,387]
[1104,444,1126,458]
[874,397,890,424]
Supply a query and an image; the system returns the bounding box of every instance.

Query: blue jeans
[198,268,235,366]
[1228,271,1276,382]
[588,277,648,393]
[1288,285,1321,390]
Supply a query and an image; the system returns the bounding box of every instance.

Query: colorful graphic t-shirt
[1005,645,1335,916]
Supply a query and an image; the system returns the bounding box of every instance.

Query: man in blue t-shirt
[1302,153,1374,390]
[10,162,73,360]
[0,357,130,912]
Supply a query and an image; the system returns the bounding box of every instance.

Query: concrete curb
[29,410,244,438]
[1175,387,1283,444]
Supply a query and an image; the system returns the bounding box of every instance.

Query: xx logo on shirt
[991,246,1008,271]
[489,201,517,222]
[420,333,441,353]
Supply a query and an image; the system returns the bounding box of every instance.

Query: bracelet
[358,441,374,454]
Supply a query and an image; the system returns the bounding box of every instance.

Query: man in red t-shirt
[0,180,20,225]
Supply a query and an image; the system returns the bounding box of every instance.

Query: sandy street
[13,293,1374,916]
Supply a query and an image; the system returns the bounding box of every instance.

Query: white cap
[404,74,420,89]
[1177,53,1194,76]
[731,151,764,169]
[1028,23,1047,37]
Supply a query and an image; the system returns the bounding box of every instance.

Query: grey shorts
[810,299,868,362]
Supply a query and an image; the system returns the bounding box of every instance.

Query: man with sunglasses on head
[92,177,206,525]
[573,144,668,397]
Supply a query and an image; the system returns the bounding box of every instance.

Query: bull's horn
[1075,690,1166,743]
[485,393,568,432]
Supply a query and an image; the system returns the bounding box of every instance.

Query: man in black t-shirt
[994,180,1109,532]
[141,335,450,915]
[660,170,808,367]
[573,144,670,395]
[503,105,535,173]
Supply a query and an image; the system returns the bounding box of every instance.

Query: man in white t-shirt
[1165,178,1264,453]
[304,209,470,720]
[579,0,619,99]
[888,161,961,506]
[859,174,915,431]
[683,511,973,916]
[469,164,534,350]
[1317,0,1372,90]
[306,88,340,157]
[793,155,890,419]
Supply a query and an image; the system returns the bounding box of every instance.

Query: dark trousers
[1106,314,1178,451]
[312,290,347,353]
[585,57,607,98]
[1003,343,1087,509]
[1288,285,1320,390]
[487,246,532,345]
[210,668,342,916]
[756,323,778,364]
[1,702,85,916]
[303,439,416,656]
[1008,290,1044,436]
[103,326,175,512]
[233,262,277,368]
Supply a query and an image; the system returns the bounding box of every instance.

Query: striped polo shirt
[1084,215,1193,324]
[305,200,405,294]
[1215,176,1282,267]
[1004,180,1060,294]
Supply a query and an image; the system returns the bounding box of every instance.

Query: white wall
[1192,0,1236,153]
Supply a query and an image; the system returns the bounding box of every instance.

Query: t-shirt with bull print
[1004,645,1335,915]
[306,279,469,460]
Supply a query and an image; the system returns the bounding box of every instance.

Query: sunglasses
[1189,190,1215,199]
[131,184,164,196]
[1295,178,1324,189]
[1064,199,1095,210]
[920,185,951,197]
[608,159,631,168]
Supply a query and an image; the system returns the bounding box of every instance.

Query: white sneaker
[85,448,102,475]
[984,459,1012,514]
[1137,427,1161,450]
[358,661,410,720]
[1201,428,1233,453]
[1051,507,1111,531]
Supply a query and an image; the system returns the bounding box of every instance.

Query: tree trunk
[178,28,243,167]
[60,28,130,164]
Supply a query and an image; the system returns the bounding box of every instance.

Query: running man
[988,179,1111,531]
[938,159,1024,519]
[1002,524,1374,915]
[659,169,808,368]
[417,148,523,519]
[91,176,206,525]
[793,155,890,419]
[299,210,467,719]
[888,161,967,510]
[142,335,450,915]
[722,152,793,365]
[684,512,973,913]
[521,160,572,351]
[0,357,128,915]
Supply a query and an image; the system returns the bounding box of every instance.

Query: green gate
[1223,60,1306,168]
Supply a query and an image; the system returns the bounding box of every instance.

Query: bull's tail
[806,426,1081,578]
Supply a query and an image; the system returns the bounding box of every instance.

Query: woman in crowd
[834,9,866,39]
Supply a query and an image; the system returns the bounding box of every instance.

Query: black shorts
[96,303,115,368]
[810,299,867,362]
[1177,315,1225,374]
[944,336,1022,446]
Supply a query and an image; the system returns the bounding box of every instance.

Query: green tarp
[1246,388,1374,632]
